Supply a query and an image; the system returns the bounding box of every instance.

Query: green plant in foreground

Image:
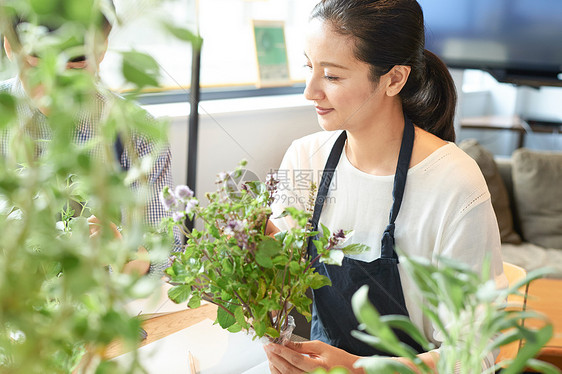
[163,162,369,342]
[350,256,560,374]
[0,0,201,372]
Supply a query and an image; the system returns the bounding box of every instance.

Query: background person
[1,2,176,275]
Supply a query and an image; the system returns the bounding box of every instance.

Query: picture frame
[252,20,291,87]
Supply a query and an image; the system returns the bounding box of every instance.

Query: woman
[265,0,506,372]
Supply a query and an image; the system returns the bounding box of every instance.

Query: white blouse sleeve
[433,190,507,370]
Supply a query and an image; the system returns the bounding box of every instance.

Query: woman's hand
[264,340,365,374]
[87,215,122,239]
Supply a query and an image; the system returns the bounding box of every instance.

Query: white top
[271,130,507,365]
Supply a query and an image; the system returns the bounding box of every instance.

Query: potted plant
[346,256,561,374]
[162,161,368,342]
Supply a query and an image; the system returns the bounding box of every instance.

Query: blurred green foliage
[350,256,561,374]
[0,0,198,372]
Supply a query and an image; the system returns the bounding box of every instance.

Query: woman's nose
[303,74,324,102]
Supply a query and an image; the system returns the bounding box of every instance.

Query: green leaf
[187,295,201,309]
[274,230,287,242]
[234,305,247,327]
[257,237,282,256]
[64,0,94,25]
[502,324,554,374]
[121,51,160,88]
[310,368,349,374]
[321,223,331,240]
[207,223,221,239]
[255,252,273,268]
[309,273,331,289]
[167,285,191,304]
[227,323,243,333]
[256,237,281,268]
[351,286,411,358]
[274,210,289,219]
[313,239,324,254]
[216,306,236,329]
[266,327,279,338]
[163,24,202,47]
[0,92,17,127]
[341,243,370,255]
[524,358,562,374]
[289,261,301,275]
[221,258,234,274]
[320,249,344,266]
[30,0,59,14]
[379,315,433,351]
[253,320,266,337]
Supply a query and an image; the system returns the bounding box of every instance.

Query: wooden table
[103,303,218,359]
[525,278,562,369]
[460,115,562,149]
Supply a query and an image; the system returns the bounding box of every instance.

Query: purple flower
[265,172,279,189]
[224,219,245,236]
[334,229,346,239]
[329,229,347,247]
[185,198,199,214]
[172,211,184,222]
[160,186,177,211]
[175,185,194,200]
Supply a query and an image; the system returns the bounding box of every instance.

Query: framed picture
[252,20,291,87]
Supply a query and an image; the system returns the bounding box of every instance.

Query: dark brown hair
[12,0,115,39]
[311,0,456,141]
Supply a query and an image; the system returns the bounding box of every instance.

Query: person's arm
[127,129,180,273]
[266,219,281,237]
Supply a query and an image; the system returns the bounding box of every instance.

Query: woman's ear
[385,65,411,97]
[4,37,13,60]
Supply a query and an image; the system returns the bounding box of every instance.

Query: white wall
[145,95,319,196]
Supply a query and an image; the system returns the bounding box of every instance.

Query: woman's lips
[315,106,334,115]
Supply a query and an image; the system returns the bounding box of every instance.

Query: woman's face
[304,19,389,132]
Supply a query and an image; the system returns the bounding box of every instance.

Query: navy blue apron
[308,113,424,357]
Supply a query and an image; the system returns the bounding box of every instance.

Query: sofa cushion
[459,139,522,244]
[512,148,562,249]
[502,243,562,278]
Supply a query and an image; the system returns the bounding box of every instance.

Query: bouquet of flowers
[161,162,367,342]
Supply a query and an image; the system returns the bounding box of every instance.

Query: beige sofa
[460,140,562,278]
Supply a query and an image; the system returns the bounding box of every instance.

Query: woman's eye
[324,75,339,81]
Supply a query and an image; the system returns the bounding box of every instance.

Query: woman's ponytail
[401,50,457,142]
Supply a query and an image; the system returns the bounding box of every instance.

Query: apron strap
[381,115,415,260]
[310,131,347,231]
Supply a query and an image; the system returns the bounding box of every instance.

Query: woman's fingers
[284,340,325,356]
[268,362,282,374]
[264,343,322,373]
[265,345,302,374]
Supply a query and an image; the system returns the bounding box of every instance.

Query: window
[462,69,500,93]
[100,0,318,92]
